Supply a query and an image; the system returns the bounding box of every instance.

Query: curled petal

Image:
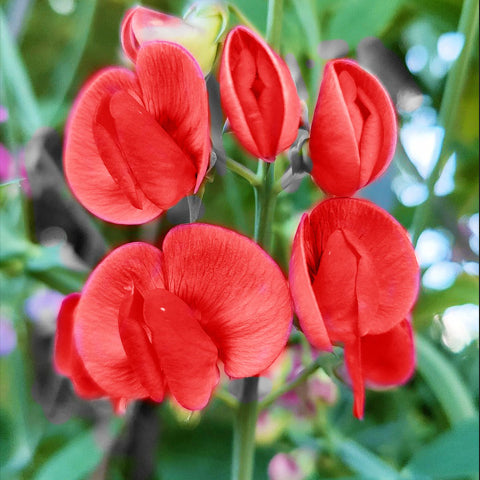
[161,223,293,378]
[309,59,397,196]
[64,68,162,224]
[289,215,332,351]
[220,26,301,161]
[143,288,219,410]
[136,42,210,192]
[118,288,166,402]
[75,243,165,399]
[54,294,106,399]
[361,318,416,388]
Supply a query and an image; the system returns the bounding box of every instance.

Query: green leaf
[416,334,478,425]
[332,436,401,480]
[403,418,479,479]
[0,8,42,138]
[32,430,103,480]
[43,0,97,125]
[326,0,403,47]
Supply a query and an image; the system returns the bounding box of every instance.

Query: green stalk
[231,3,283,478]
[410,0,479,244]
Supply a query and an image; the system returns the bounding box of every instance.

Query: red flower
[64,42,210,225]
[219,26,301,162]
[309,59,397,197]
[54,224,292,411]
[289,198,418,418]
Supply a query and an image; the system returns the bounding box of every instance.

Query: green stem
[231,377,260,480]
[254,162,276,247]
[410,0,479,245]
[226,157,261,187]
[259,358,323,410]
[231,3,284,478]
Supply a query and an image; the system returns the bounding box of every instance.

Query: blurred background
[0,0,478,479]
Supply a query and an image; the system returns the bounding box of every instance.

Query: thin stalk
[226,157,261,187]
[410,0,479,244]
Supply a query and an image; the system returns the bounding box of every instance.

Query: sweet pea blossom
[55,224,292,412]
[219,26,301,162]
[121,3,228,75]
[64,42,210,225]
[309,59,397,197]
[289,198,418,418]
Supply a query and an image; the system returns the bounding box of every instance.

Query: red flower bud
[309,59,397,196]
[289,198,418,418]
[54,224,292,411]
[219,26,301,162]
[64,42,210,224]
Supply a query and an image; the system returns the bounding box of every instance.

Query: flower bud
[121,3,227,75]
[309,59,397,196]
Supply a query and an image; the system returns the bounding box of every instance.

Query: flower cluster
[56,4,419,419]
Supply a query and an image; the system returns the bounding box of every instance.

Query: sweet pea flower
[219,26,301,162]
[121,3,228,75]
[54,224,292,412]
[289,198,418,418]
[309,59,397,197]
[64,42,210,225]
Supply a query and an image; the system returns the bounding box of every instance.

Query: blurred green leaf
[0,8,42,138]
[326,0,403,47]
[32,429,104,480]
[43,1,97,125]
[332,436,401,479]
[416,334,478,425]
[403,418,479,479]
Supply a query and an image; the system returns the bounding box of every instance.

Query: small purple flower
[0,317,17,356]
[0,105,8,123]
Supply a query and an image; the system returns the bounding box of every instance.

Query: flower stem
[226,157,261,187]
[227,3,261,34]
[410,0,479,245]
[231,377,260,480]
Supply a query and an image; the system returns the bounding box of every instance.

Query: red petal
[312,229,358,343]
[143,288,219,410]
[310,61,361,196]
[310,59,396,196]
[161,223,293,378]
[75,243,165,399]
[308,198,419,336]
[344,338,365,419]
[220,26,300,161]
[54,294,106,399]
[135,43,210,192]
[361,318,415,388]
[120,7,139,62]
[109,90,197,209]
[289,215,332,351]
[64,68,162,224]
[118,287,166,402]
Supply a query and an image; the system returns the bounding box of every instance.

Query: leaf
[0,8,42,138]
[326,0,403,48]
[332,436,401,479]
[32,429,104,480]
[415,334,478,425]
[403,418,479,479]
